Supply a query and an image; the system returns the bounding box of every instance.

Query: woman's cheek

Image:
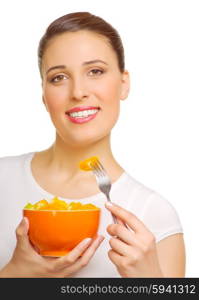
[44,88,67,113]
[101,97,120,129]
[99,83,121,111]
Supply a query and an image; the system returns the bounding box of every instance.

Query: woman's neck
[31,134,124,199]
[36,133,124,182]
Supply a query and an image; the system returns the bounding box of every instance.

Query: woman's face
[42,30,129,147]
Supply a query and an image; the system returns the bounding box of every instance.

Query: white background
[0,0,198,277]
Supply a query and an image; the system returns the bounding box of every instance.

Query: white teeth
[68,109,99,118]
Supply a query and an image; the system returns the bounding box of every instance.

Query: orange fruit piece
[83,204,98,210]
[79,156,99,171]
[48,197,68,210]
[67,202,83,210]
[34,199,49,210]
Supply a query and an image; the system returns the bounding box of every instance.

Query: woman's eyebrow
[46,60,108,75]
[46,65,66,75]
[83,59,108,66]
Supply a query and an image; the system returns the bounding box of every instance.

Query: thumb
[15,217,30,245]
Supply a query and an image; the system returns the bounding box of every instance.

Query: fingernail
[105,201,113,207]
[81,238,92,246]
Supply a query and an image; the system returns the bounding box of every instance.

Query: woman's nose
[70,77,89,101]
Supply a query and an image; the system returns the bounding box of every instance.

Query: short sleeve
[141,192,183,243]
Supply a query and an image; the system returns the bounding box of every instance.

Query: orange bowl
[23,208,101,257]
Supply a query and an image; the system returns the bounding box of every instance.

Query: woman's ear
[120,70,130,100]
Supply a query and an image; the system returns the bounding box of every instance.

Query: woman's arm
[156,233,185,277]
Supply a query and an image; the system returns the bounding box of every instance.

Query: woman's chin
[61,133,109,149]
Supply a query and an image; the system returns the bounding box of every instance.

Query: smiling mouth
[65,107,100,118]
[65,106,100,124]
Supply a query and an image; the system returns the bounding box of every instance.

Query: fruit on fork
[79,156,118,224]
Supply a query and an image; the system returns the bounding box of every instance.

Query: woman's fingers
[107,223,134,245]
[15,218,36,253]
[16,218,44,254]
[79,235,104,263]
[67,235,104,273]
[105,202,148,234]
[116,216,127,227]
[108,249,123,266]
[53,237,93,271]
[54,235,104,276]
[109,237,132,256]
[107,223,146,252]
[15,218,29,239]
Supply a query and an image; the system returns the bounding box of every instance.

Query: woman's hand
[105,202,163,278]
[0,217,104,278]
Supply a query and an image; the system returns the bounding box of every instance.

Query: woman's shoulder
[141,190,183,242]
[117,172,183,242]
[0,152,34,172]
[119,172,176,210]
[113,172,155,207]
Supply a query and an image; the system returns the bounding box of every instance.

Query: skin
[0,30,185,277]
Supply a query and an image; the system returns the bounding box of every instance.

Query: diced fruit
[79,156,99,171]
[82,204,97,210]
[48,196,68,210]
[23,197,98,211]
[33,199,49,210]
[24,203,34,210]
[67,202,83,210]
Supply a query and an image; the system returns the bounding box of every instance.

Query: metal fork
[91,159,118,224]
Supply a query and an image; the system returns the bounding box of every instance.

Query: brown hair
[38,12,125,77]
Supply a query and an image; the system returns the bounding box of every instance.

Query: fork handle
[106,194,118,224]
[111,214,118,224]
[106,194,129,228]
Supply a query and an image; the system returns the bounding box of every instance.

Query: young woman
[0,12,185,278]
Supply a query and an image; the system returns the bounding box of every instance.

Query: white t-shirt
[0,152,183,277]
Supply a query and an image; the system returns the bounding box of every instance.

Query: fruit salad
[23,196,98,211]
[79,156,99,171]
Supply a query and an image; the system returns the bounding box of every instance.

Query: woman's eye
[88,69,104,76]
[50,74,67,83]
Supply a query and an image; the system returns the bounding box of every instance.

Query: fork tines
[90,159,105,175]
